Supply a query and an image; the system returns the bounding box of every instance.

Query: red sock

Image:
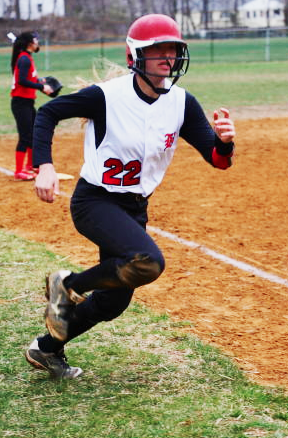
[15,151,26,174]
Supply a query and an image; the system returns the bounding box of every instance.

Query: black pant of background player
[11,96,36,176]
[11,96,36,152]
[37,178,165,353]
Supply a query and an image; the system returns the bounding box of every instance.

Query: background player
[10,31,53,181]
[25,14,235,378]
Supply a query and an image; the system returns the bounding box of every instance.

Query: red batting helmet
[126,14,189,86]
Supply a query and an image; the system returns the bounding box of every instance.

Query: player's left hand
[213,107,235,143]
[35,163,59,203]
[39,76,63,98]
[43,84,54,95]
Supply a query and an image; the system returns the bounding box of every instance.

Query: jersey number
[102,158,141,186]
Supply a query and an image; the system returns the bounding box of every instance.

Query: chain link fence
[187,27,288,63]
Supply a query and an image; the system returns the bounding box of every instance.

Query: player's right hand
[35,163,59,203]
[213,107,235,144]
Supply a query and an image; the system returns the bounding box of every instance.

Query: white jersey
[80,74,185,198]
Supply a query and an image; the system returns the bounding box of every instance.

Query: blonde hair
[71,57,127,90]
[70,58,127,127]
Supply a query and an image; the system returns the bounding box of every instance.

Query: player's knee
[117,253,165,289]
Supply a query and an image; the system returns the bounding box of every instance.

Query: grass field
[1,229,288,438]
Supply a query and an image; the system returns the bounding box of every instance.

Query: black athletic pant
[38,178,165,353]
[11,97,36,152]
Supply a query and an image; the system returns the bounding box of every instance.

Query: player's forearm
[32,106,56,166]
[18,57,43,90]
[19,76,43,90]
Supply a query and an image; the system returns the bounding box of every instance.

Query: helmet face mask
[131,42,189,79]
[126,14,190,93]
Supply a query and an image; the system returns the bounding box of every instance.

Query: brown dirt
[1,115,288,389]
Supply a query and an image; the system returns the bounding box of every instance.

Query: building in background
[0,0,65,20]
[176,0,248,35]
[0,0,12,18]
[176,0,285,35]
[238,0,285,27]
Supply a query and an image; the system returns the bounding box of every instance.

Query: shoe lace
[53,349,70,370]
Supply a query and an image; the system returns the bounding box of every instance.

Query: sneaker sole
[44,271,86,341]
[45,274,85,304]
[45,306,69,342]
[45,272,71,341]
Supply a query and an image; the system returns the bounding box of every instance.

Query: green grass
[1,228,288,437]
[0,44,127,74]
[180,60,288,111]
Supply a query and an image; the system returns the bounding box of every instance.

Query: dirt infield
[1,115,288,388]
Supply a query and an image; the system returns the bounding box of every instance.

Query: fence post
[265,27,270,61]
[45,36,50,71]
[210,31,214,63]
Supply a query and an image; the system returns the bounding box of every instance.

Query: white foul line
[1,165,287,288]
[147,226,288,288]
[0,166,13,176]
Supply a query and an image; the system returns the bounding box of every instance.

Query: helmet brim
[126,36,186,50]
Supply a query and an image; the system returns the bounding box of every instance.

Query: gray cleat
[25,338,82,379]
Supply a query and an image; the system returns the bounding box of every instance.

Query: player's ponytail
[11,31,37,73]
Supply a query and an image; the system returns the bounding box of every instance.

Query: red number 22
[102,158,141,186]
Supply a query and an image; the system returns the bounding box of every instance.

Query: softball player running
[10,31,53,181]
[25,14,235,378]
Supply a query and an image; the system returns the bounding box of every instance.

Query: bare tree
[284,0,288,26]
[53,0,58,14]
[202,0,209,29]
[14,0,20,19]
[181,0,198,35]
[166,0,178,19]
[28,0,32,20]
[231,0,239,26]
[65,0,85,17]
[139,0,150,15]
[126,0,137,21]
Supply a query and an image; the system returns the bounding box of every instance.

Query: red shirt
[11,51,38,99]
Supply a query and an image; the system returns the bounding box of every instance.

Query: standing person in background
[10,31,53,181]
[25,14,235,379]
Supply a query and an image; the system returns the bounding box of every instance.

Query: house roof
[239,0,284,10]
